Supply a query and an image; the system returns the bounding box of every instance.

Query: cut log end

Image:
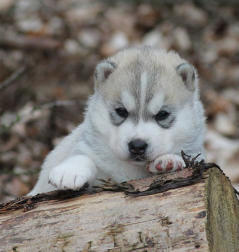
[206,168,239,252]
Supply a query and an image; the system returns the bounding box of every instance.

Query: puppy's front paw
[49,166,88,190]
[147,154,185,174]
[48,156,96,190]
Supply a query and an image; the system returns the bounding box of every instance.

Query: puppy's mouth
[129,154,147,162]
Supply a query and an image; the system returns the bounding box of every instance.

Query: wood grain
[0,167,238,251]
[0,182,207,251]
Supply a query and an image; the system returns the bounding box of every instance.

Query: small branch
[38,100,85,110]
[0,66,27,91]
[0,33,62,51]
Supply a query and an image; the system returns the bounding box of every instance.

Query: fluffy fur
[29,46,205,195]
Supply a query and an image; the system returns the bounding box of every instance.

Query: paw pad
[148,154,185,174]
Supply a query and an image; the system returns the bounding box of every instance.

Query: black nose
[128,139,148,155]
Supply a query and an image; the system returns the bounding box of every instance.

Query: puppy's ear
[176,63,197,91]
[94,60,116,85]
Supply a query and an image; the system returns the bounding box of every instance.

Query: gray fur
[176,63,196,91]
[98,53,183,128]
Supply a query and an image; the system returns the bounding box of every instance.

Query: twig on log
[0,66,27,91]
[0,152,223,213]
[0,184,89,214]
[95,152,221,196]
[127,152,221,196]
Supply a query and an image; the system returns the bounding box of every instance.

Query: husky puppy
[29,46,205,195]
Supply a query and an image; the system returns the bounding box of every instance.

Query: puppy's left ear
[176,63,197,91]
[94,60,116,86]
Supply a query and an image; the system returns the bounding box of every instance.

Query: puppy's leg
[147,154,185,174]
[48,155,97,190]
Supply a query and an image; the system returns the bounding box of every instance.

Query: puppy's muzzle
[128,139,148,161]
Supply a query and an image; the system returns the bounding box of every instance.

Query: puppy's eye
[115,107,128,118]
[155,110,170,121]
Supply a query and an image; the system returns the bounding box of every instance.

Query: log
[0,166,239,252]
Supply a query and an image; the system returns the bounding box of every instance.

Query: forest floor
[0,0,239,202]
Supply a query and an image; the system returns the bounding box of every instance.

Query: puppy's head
[90,47,204,164]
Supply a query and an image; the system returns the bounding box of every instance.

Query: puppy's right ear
[94,60,116,86]
[176,63,197,92]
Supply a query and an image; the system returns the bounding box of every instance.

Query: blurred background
[0,0,239,202]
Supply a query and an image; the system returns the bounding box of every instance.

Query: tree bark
[0,167,238,252]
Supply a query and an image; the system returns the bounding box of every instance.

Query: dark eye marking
[115,107,128,118]
[154,110,170,121]
[154,109,175,129]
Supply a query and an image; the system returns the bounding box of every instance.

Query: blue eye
[115,107,128,118]
[155,110,170,121]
